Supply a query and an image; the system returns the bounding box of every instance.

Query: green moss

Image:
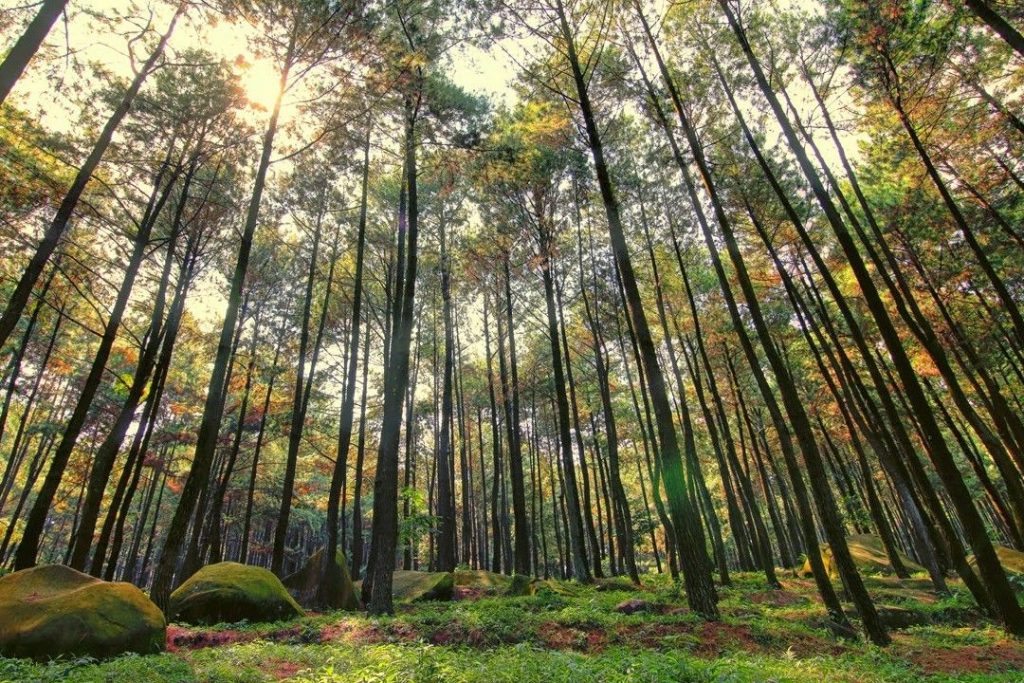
[0,653,193,682]
[455,569,510,590]
[800,535,923,577]
[169,562,304,626]
[0,565,165,661]
[454,570,534,597]
[533,579,586,597]
[390,570,455,603]
[967,545,1024,577]
[283,549,360,611]
[506,574,533,596]
[3,569,1018,680]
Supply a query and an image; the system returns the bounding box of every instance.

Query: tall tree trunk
[555,0,718,618]
[575,221,635,585]
[0,6,185,349]
[483,293,504,573]
[14,149,182,570]
[554,275,603,578]
[0,298,63,517]
[322,123,372,602]
[150,36,294,608]
[205,303,264,565]
[68,157,196,571]
[496,255,531,575]
[349,322,372,579]
[435,210,457,571]
[717,0,1024,633]
[272,200,327,574]
[0,261,58,449]
[239,328,283,564]
[367,98,421,615]
[539,226,590,582]
[0,0,68,104]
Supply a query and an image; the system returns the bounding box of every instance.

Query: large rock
[967,544,1024,577]
[282,548,359,610]
[391,570,454,602]
[616,598,652,615]
[453,569,533,596]
[800,534,922,577]
[0,564,165,660]
[168,562,304,625]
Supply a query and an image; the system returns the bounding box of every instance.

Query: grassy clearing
[1,572,1022,682]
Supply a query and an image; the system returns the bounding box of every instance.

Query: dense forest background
[1,0,1023,649]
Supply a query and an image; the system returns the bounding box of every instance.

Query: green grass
[2,571,1023,682]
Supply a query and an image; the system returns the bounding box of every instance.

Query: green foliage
[1,572,1023,680]
[399,487,440,548]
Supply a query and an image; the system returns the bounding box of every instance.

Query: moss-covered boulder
[0,564,165,660]
[800,534,922,577]
[506,573,534,596]
[594,577,639,592]
[282,548,359,610]
[391,570,454,602]
[967,544,1024,577]
[453,569,533,596]
[168,562,304,625]
[532,579,585,597]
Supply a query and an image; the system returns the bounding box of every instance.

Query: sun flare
[239,57,282,112]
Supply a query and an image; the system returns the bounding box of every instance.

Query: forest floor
[2,571,1023,682]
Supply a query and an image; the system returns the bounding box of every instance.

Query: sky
[1,1,520,127]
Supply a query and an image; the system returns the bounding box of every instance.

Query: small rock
[811,618,860,643]
[616,598,651,614]
[876,606,930,630]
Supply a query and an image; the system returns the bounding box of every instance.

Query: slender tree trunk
[555,0,717,618]
[14,151,181,570]
[367,98,421,615]
[349,322,372,579]
[496,255,531,575]
[239,329,283,564]
[322,123,372,601]
[0,6,185,350]
[0,300,63,517]
[963,0,1024,57]
[483,294,503,574]
[0,262,58,450]
[272,202,327,574]
[205,304,264,565]
[554,274,602,578]
[150,37,294,608]
[576,223,638,583]
[0,0,69,104]
[539,238,590,583]
[68,158,195,571]
[435,210,457,571]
